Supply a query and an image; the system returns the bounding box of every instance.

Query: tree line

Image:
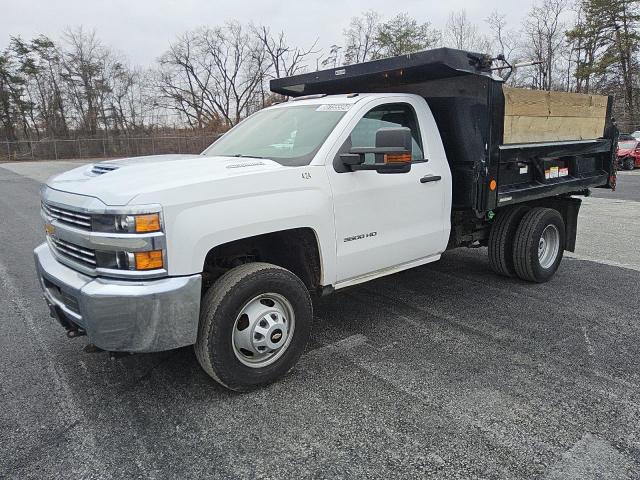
[1,0,638,142]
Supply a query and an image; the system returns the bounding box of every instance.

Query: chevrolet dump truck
[35,48,616,391]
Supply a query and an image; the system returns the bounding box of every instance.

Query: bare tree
[253,25,317,78]
[522,0,568,90]
[486,11,520,59]
[158,23,267,129]
[485,11,528,85]
[202,22,267,125]
[320,45,343,69]
[157,30,220,129]
[59,27,123,135]
[343,10,381,65]
[445,10,491,52]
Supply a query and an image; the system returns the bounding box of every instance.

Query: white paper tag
[316,104,351,112]
[559,167,569,177]
[519,166,528,174]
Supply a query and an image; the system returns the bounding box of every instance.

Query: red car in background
[617,138,640,170]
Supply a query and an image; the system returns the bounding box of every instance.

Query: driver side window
[350,103,424,164]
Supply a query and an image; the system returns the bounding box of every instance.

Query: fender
[133,165,337,284]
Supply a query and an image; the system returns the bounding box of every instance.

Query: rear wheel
[195,262,313,391]
[488,205,530,277]
[512,207,565,283]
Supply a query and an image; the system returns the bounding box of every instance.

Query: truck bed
[270,48,616,216]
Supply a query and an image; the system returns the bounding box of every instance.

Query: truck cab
[35,48,616,391]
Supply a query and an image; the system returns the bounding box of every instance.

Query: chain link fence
[1,134,223,162]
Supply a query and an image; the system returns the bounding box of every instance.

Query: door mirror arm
[339,152,411,173]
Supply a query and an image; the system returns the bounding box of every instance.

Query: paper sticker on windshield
[316,104,351,112]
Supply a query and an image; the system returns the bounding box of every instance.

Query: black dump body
[271,48,617,216]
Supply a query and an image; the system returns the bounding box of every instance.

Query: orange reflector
[135,250,164,270]
[489,179,497,191]
[135,214,161,233]
[385,153,412,164]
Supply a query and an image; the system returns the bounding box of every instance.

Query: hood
[617,148,635,157]
[47,154,284,205]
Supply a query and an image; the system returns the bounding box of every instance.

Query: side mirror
[340,127,412,174]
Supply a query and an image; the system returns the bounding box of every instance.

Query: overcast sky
[2,0,531,66]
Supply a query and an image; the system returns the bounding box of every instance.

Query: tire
[624,157,635,170]
[488,205,530,277]
[195,262,313,392]
[512,207,565,283]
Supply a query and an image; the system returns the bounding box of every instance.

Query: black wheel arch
[202,227,323,294]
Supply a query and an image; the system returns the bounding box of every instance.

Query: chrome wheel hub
[232,293,295,368]
[538,224,560,269]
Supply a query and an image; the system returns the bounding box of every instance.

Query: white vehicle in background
[35,48,616,391]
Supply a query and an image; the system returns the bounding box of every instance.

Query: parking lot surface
[1,162,639,479]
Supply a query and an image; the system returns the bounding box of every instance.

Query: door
[328,100,448,283]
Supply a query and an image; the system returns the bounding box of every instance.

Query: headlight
[92,212,162,234]
[95,250,165,271]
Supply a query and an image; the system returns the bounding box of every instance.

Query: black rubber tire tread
[488,205,530,277]
[625,158,635,170]
[512,207,565,283]
[194,262,312,392]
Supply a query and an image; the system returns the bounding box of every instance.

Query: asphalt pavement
[1,162,639,479]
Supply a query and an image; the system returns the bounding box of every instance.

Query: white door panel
[331,162,445,281]
[327,97,449,283]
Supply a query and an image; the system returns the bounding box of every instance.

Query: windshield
[203,104,348,166]
[619,141,638,149]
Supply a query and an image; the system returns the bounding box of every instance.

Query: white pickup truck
[35,48,616,391]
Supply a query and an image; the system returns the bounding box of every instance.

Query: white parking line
[307,333,368,357]
[0,258,106,476]
[543,433,636,479]
[565,253,640,272]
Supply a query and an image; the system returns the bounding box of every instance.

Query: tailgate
[493,137,616,208]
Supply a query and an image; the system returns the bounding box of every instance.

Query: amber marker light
[489,179,497,191]
[385,153,412,163]
[135,250,164,270]
[135,213,161,233]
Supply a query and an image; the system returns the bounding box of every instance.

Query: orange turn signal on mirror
[135,213,161,233]
[134,250,164,270]
[384,153,412,164]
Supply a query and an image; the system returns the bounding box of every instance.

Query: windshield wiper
[232,154,266,159]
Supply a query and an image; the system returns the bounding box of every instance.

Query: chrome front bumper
[34,243,202,352]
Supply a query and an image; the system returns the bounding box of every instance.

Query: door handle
[420,175,442,184]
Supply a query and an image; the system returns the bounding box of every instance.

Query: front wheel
[512,207,566,283]
[624,157,635,170]
[195,262,313,391]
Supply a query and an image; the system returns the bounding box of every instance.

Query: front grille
[49,236,97,268]
[43,202,92,230]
